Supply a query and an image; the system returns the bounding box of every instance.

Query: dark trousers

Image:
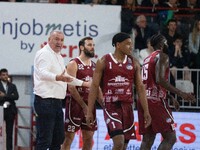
[34,95,65,150]
[4,108,15,150]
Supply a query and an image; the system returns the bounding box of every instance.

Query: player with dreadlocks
[137,34,196,150]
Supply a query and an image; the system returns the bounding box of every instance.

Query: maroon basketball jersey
[102,53,135,103]
[73,57,95,102]
[142,50,169,101]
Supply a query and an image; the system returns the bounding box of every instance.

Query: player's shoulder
[67,57,79,68]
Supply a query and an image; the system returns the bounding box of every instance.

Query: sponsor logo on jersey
[115,89,124,94]
[112,96,119,102]
[108,76,130,86]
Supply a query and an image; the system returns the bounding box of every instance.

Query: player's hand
[168,94,180,111]
[180,92,196,103]
[144,111,152,128]
[173,99,180,111]
[86,111,94,128]
[83,80,92,88]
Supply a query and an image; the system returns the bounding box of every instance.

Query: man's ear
[80,45,84,51]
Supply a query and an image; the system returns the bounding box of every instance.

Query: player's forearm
[88,84,98,112]
[159,80,182,97]
[68,86,85,107]
[138,85,149,113]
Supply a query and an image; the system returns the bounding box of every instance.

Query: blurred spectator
[0,0,19,1]
[139,0,161,33]
[140,0,160,14]
[160,0,180,10]
[134,15,156,51]
[168,35,191,80]
[188,19,200,69]
[106,0,121,5]
[0,68,19,150]
[157,0,180,28]
[25,0,49,2]
[121,0,137,47]
[162,19,182,50]
[138,38,154,65]
[85,0,105,5]
[177,0,200,40]
[179,0,200,16]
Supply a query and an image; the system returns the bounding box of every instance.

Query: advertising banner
[0,3,121,75]
[68,110,200,150]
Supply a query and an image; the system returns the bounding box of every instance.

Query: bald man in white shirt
[33,30,90,150]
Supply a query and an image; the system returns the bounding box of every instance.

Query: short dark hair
[167,19,177,26]
[0,68,8,74]
[79,37,93,47]
[112,32,130,47]
[78,37,93,54]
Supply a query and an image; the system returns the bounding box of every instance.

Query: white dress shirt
[33,44,83,99]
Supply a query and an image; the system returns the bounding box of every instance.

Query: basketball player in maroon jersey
[62,37,103,150]
[138,34,196,150]
[86,32,152,150]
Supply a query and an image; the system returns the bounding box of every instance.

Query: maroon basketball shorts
[138,99,175,135]
[64,98,97,132]
[103,101,136,140]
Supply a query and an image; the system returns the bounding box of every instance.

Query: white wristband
[68,78,83,86]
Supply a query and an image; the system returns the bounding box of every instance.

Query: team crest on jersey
[126,64,133,70]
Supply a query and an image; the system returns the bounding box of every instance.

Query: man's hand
[144,111,152,128]
[56,71,73,82]
[173,99,180,111]
[180,92,196,103]
[0,91,5,97]
[82,80,92,88]
[168,94,180,111]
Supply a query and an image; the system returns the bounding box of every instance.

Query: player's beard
[83,48,95,58]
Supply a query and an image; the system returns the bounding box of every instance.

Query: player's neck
[78,55,91,65]
[112,52,126,63]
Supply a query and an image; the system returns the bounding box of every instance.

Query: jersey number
[109,62,112,69]
[142,64,149,81]
[67,125,75,132]
[111,122,116,129]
